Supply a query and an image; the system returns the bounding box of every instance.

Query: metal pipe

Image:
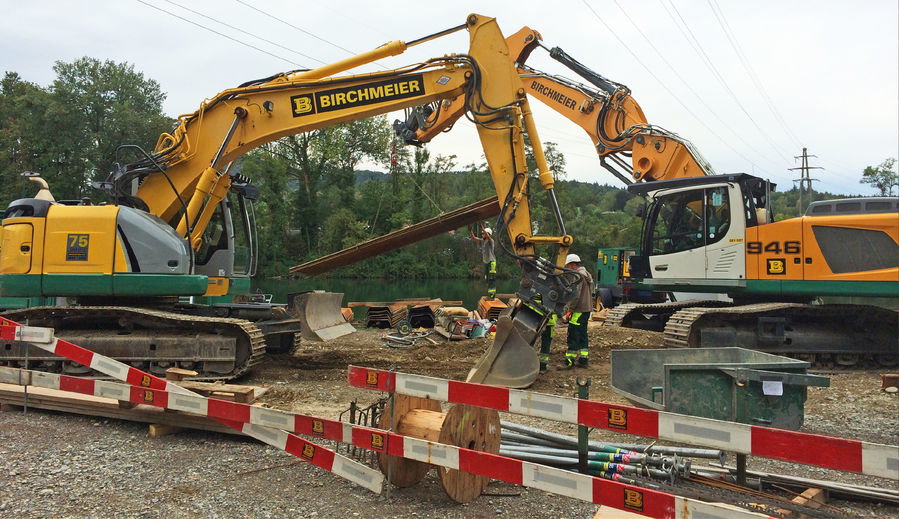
[500,444,670,467]
[501,421,726,461]
[500,430,563,448]
[499,450,674,480]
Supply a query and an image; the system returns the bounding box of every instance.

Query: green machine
[595,247,666,309]
[610,347,830,430]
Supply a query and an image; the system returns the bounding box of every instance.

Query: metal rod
[736,453,747,487]
[407,23,467,47]
[211,109,247,170]
[499,450,674,480]
[500,444,669,467]
[501,420,726,461]
[576,377,591,474]
[500,430,563,447]
[600,156,634,185]
[548,189,567,237]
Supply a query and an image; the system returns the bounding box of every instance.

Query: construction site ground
[1,323,897,518]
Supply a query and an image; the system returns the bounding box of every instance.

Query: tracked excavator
[401,27,899,368]
[0,14,581,386]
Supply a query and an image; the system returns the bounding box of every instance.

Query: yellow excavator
[0,15,580,385]
[401,27,898,368]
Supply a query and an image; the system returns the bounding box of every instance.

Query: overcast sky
[2,1,897,195]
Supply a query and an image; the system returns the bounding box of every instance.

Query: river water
[253,278,898,317]
[253,277,522,318]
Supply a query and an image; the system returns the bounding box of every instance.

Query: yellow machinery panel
[743,226,759,280]
[0,222,34,274]
[745,219,804,281]
[802,213,899,282]
[204,277,230,297]
[43,205,119,275]
[745,213,898,282]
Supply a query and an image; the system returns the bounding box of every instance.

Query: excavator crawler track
[663,303,898,368]
[0,306,266,380]
[603,299,731,330]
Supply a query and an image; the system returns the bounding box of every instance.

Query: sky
[2,1,897,195]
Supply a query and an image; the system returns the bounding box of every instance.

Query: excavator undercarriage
[0,306,267,380]
[606,301,898,368]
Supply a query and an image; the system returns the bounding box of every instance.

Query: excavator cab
[628,174,770,285]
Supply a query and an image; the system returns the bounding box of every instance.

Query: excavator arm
[0,14,584,388]
[397,27,714,186]
[105,17,573,280]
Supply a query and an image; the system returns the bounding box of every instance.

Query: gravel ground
[1,324,897,518]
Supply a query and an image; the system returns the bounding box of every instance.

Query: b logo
[608,408,627,429]
[140,374,152,387]
[143,390,154,403]
[371,433,385,451]
[624,488,644,512]
[767,258,786,275]
[366,371,379,387]
[291,95,314,116]
[311,420,324,436]
[302,444,315,460]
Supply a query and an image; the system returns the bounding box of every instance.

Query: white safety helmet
[565,253,581,265]
[482,227,492,236]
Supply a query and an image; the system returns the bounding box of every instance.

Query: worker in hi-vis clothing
[538,312,557,373]
[561,253,593,368]
[469,224,497,299]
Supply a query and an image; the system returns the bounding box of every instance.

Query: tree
[0,72,53,202]
[860,158,898,196]
[48,57,172,198]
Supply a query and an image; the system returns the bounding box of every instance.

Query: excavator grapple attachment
[467,305,544,388]
[289,291,356,342]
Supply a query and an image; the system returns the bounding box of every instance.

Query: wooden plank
[0,383,239,435]
[148,424,183,437]
[176,381,257,403]
[792,487,826,509]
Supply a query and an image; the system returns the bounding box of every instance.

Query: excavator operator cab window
[647,186,730,255]
[230,193,257,277]
[196,204,227,266]
[706,187,730,240]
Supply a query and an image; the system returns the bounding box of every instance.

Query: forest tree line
[2,58,894,279]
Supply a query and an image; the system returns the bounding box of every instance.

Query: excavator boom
[1,14,579,387]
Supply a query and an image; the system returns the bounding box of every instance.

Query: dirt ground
[2,321,897,518]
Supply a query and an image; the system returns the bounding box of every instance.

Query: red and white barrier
[0,319,774,518]
[347,366,899,480]
[0,365,772,519]
[0,318,383,493]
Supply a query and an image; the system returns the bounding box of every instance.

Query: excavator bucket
[289,291,356,342]
[467,305,544,388]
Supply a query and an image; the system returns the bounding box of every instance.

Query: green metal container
[610,347,829,430]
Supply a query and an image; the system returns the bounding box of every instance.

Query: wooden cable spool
[377,393,500,503]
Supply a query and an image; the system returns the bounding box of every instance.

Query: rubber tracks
[1,306,266,380]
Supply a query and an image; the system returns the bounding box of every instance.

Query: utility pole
[788,147,823,215]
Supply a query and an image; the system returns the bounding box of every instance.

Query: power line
[578,0,772,175]
[661,0,794,164]
[609,0,784,172]
[163,0,325,66]
[234,0,358,58]
[134,0,302,67]
[707,0,803,149]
